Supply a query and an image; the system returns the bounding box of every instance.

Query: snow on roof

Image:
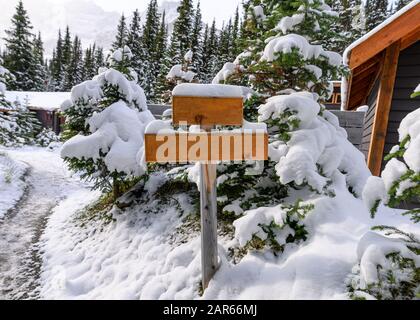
[5,91,71,111]
[343,0,419,65]
[172,83,245,98]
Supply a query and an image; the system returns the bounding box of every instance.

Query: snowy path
[0,147,89,300]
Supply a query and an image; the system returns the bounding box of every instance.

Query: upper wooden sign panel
[172,96,243,126]
[171,83,245,126]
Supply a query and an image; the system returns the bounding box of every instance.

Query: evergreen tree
[190,1,203,74]
[82,44,97,81]
[155,12,172,102]
[230,6,241,60]
[95,46,105,71]
[51,29,64,91]
[200,20,219,83]
[141,0,161,100]
[163,49,197,103]
[328,0,365,53]
[394,0,412,12]
[113,14,128,49]
[217,20,233,73]
[32,32,47,91]
[365,0,389,31]
[61,46,151,200]
[62,26,73,68]
[3,0,37,91]
[1,58,42,146]
[127,9,146,88]
[63,36,83,90]
[206,0,348,233]
[168,0,194,65]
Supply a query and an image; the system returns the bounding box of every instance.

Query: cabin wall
[384,41,420,160]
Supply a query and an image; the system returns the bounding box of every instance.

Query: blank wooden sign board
[172,96,243,126]
[144,84,268,290]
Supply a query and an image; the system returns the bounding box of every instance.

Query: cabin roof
[342,1,420,110]
[5,91,70,111]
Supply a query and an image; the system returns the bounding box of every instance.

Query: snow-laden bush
[61,46,154,199]
[202,1,367,254]
[1,60,42,147]
[213,1,345,100]
[350,87,420,300]
[35,128,60,147]
[347,229,420,300]
[363,106,420,221]
[161,50,197,104]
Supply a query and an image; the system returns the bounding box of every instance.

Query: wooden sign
[145,84,268,291]
[172,96,243,126]
[145,132,268,163]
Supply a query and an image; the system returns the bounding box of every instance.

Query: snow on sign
[144,84,268,291]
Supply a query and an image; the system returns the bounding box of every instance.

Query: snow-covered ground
[36,169,419,300]
[0,151,28,220]
[0,147,95,299]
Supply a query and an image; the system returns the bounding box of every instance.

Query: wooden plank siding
[360,78,381,159]
[330,110,365,149]
[384,40,420,168]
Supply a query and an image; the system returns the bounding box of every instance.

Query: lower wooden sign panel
[145,132,268,163]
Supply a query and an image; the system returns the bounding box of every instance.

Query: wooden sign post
[145,84,268,290]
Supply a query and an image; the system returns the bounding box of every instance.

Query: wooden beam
[145,132,268,163]
[367,41,401,176]
[348,3,419,69]
[401,25,420,50]
[353,53,383,77]
[172,96,243,126]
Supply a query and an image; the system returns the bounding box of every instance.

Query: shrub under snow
[363,107,420,217]
[61,46,154,198]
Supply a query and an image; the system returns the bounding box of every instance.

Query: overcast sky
[1,0,242,27]
[0,0,243,57]
[94,0,242,24]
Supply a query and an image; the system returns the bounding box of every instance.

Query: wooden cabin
[323,81,342,110]
[5,91,69,134]
[342,2,420,176]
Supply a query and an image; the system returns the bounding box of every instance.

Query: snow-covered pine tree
[190,2,203,75]
[215,0,344,99]
[363,100,420,222]
[394,0,412,12]
[95,46,105,71]
[62,26,73,71]
[217,20,233,74]
[61,46,154,200]
[229,7,242,61]
[365,0,389,31]
[51,30,64,91]
[141,0,161,100]
[0,58,19,146]
[208,0,366,253]
[63,36,83,91]
[328,0,365,53]
[155,12,172,103]
[12,96,42,144]
[112,14,128,50]
[32,32,47,91]
[200,20,220,83]
[127,9,146,90]
[162,50,197,103]
[168,0,194,65]
[3,0,38,91]
[82,44,97,81]
[349,90,420,300]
